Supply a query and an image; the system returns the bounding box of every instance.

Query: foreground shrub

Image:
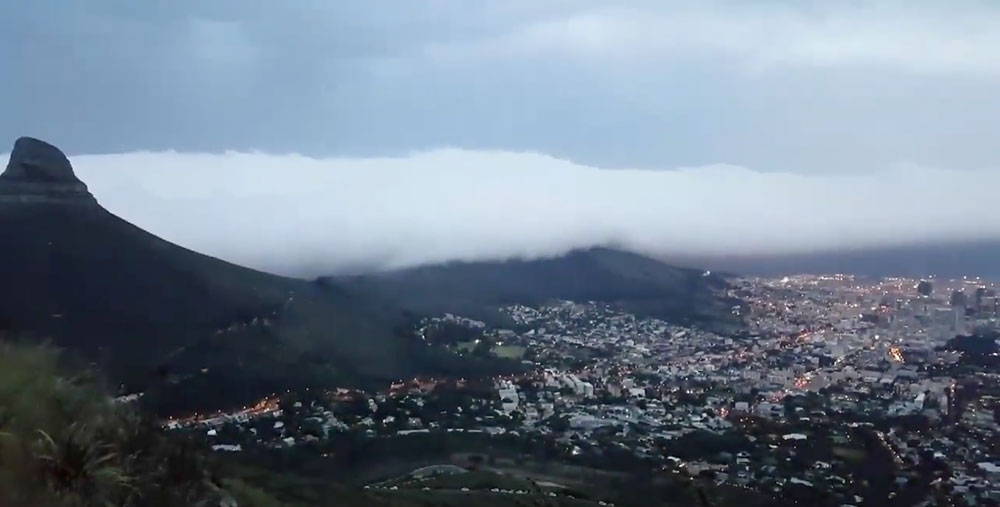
[0,342,231,506]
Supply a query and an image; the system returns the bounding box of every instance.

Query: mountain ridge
[331,247,739,332]
[0,138,485,413]
[0,137,736,414]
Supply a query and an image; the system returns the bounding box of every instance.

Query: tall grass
[0,342,229,506]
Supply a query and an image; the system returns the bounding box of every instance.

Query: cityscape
[6,3,1000,505]
[170,274,1000,506]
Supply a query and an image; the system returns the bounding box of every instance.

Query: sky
[3,1,1000,276]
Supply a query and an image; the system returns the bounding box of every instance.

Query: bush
[0,342,231,506]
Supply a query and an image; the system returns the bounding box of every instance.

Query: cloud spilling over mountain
[0,138,528,414]
[16,149,987,278]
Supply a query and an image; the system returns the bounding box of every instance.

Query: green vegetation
[492,345,527,359]
[452,340,526,360]
[393,470,539,492]
[0,342,230,506]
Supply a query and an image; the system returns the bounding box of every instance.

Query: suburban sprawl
[164,275,1000,506]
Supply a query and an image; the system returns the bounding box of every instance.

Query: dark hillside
[334,247,738,330]
[0,137,733,414]
[0,138,506,413]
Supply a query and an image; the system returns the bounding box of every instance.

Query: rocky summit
[0,137,94,203]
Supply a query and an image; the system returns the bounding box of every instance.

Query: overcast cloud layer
[3,1,1000,173]
[5,2,1000,276]
[25,150,991,278]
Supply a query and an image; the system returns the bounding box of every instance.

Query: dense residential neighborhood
[167,275,1000,506]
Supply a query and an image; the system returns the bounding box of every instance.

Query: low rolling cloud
[27,150,993,278]
[4,3,1000,277]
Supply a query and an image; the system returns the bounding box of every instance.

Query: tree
[917,281,933,296]
[472,338,495,358]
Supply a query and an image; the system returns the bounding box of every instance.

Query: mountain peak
[3,137,80,183]
[1,137,94,203]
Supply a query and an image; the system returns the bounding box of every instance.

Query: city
[6,3,1000,505]
[170,275,1000,506]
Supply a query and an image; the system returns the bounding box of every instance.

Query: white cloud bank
[44,149,999,278]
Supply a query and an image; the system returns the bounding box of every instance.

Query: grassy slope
[0,342,232,506]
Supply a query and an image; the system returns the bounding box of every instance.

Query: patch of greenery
[416,470,540,492]
[0,342,230,506]
[492,345,527,360]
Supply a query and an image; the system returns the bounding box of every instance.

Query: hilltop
[0,138,734,414]
[0,138,501,413]
[332,247,739,332]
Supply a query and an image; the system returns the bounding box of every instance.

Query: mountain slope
[333,248,738,330]
[0,138,489,413]
[0,137,736,414]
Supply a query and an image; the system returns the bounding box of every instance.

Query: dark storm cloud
[4,2,1000,276]
[3,1,1000,172]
